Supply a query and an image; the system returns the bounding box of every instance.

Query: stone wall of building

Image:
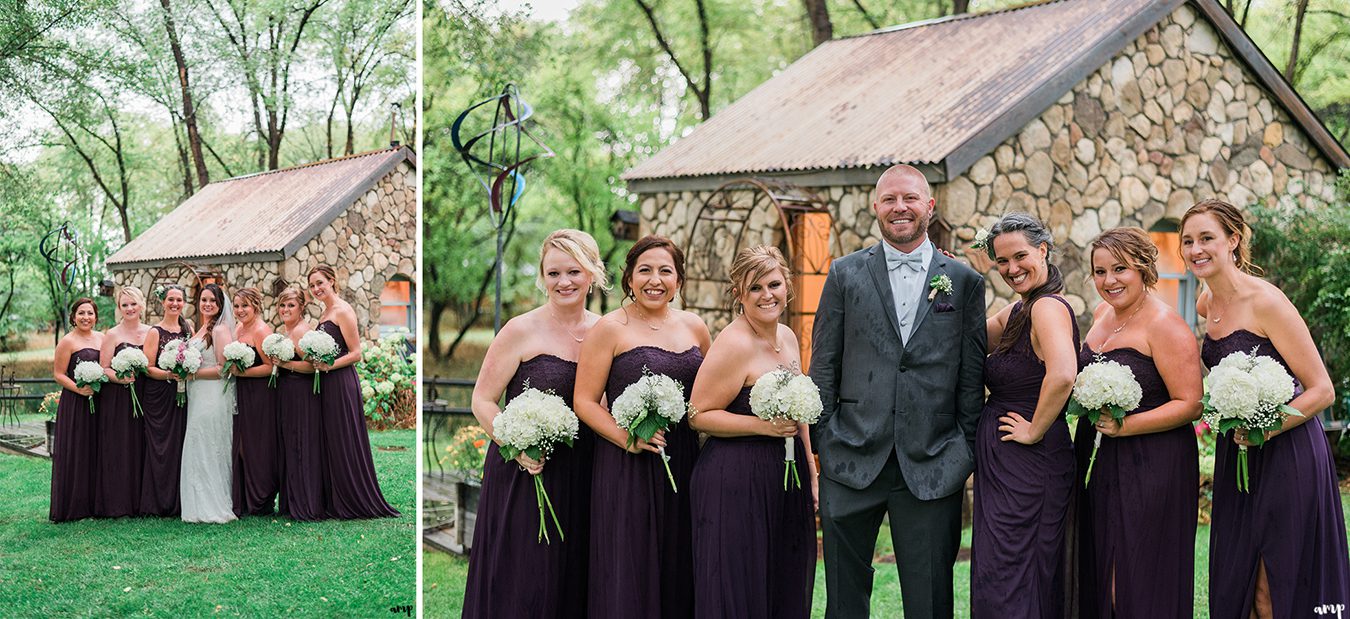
[114,161,417,338]
[639,4,1337,328]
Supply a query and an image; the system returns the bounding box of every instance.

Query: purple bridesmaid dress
[95,342,146,518]
[50,347,101,522]
[1071,345,1197,618]
[690,385,815,618]
[588,345,702,619]
[279,364,325,521]
[315,320,398,519]
[1203,329,1350,618]
[462,354,594,618]
[972,297,1078,618]
[139,326,188,517]
[232,344,280,516]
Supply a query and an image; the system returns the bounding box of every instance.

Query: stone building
[622,0,1348,362]
[106,147,417,338]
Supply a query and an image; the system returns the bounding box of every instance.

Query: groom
[809,164,987,618]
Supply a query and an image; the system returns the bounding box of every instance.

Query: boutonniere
[154,284,167,301]
[928,275,953,301]
[970,228,990,251]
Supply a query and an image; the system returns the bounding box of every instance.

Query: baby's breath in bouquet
[1202,348,1301,492]
[611,367,687,493]
[749,367,822,490]
[492,383,579,543]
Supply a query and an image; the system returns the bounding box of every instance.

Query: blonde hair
[1180,199,1263,275]
[535,229,610,294]
[1090,227,1159,288]
[117,286,146,310]
[277,286,307,307]
[725,245,793,312]
[233,287,264,313]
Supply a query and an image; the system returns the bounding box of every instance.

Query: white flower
[73,361,106,386]
[971,228,991,250]
[158,339,202,374]
[749,369,823,424]
[222,341,256,366]
[299,330,340,364]
[110,348,149,378]
[361,384,375,399]
[493,387,579,458]
[1205,365,1262,422]
[1071,360,1142,412]
[1249,356,1295,409]
[376,381,395,395]
[390,373,405,385]
[261,333,295,361]
[610,370,687,433]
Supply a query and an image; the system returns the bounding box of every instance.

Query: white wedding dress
[181,338,236,524]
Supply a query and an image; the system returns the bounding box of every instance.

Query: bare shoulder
[709,321,754,356]
[777,322,801,349]
[1091,301,1111,322]
[676,307,710,333]
[1028,295,1073,325]
[1196,288,1212,318]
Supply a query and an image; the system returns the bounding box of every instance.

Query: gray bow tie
[887,251,926,273]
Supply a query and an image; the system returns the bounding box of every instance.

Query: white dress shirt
[881,239,932,344]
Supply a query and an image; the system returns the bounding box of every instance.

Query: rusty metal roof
[623,0,1348,184]
[107,147,415,269]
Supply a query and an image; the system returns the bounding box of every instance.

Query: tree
[803,0,832,47]
[322,0,414,157]
[158,0,209,190]
[632,0,713,120]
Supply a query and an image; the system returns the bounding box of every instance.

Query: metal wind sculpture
[40,222,86,338]
[451,84,554,333]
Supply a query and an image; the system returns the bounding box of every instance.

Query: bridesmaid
[96,286,149,518]
[270,286,324,521]
[308,264,400,518]
[1072,228,1201,618]
[971,213,1078,618]
[140,284,193,517]
[1182,199,1350,618]
[50,298,103,522]
[688,245,816,618]
[462,229,605,619]
[575,235,710,619]
[229,287,279,516]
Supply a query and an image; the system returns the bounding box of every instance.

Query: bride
[181,283,237,524]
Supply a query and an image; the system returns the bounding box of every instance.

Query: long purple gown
[139,326,188,517]
[279,364,325,521]
[1071,345,1197,618]
[316,320,399,519]
[462,354,594,619]
[95,342,146,518]
[589,345,703,619]
[50,347,101,523]
[1203,329,1350,618]
[690,385,815,618]
[232,344,280,516]
[972,296,1078,618]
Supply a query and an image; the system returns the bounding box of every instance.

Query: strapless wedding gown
[181,340,236,524]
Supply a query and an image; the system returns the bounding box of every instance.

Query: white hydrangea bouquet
[749,367,823,490]
[72,361,107,414]
[1067,356,1142,486]
[110,347,150,417]
[298,330,340,394]
[611,366,687,493]
[261,333,294,388]
[1202,348,1301,492]
[158,339,202,406]
[221,341,256,393]
[492,383,580,543]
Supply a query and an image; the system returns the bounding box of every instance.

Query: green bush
[356,330,417,430]
[1248,170,1350,416]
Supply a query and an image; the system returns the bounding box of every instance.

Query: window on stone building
[379,275,415,336]
[1149,221,1200,329]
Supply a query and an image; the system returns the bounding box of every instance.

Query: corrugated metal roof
[107,147,414,268]
[623,0,1162,181]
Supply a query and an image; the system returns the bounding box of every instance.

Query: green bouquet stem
[128,382,144,418]
[658,445,678,493]
[313,370,322,394]
[268,366,279,388]
[1084,432,1104,487]
[533,474,565,544]
[1237,444,1250,493]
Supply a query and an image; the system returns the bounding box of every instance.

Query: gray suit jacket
[809,241,987,500]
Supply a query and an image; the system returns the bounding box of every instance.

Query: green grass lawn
[425,493,1350,617]
[0,429,418,617]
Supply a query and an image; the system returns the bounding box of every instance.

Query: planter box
[423,474,481,555]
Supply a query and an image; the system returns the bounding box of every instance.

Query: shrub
[441,424,488,483]
[356,331,417,430]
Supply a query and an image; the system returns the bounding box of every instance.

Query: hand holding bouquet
[72,361,107,414]
[492,384,580,543]
[1067,357,1142,486]
[261,333,294,388]
[221,341,256,393]
[298,330,339,394]
[611,367,687,492]
[110,347,150,417]
[749,368,823,490]
[158,339,202,406]
[1202,348,1301,492]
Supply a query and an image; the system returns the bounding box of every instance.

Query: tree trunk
[159,0,209,189]
[953,0,970,14]
[633,0,713,120]
[428,299,445,358]
[803,0,832,47]
[1285,0,1310,84]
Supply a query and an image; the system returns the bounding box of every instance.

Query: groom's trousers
[819,451,963,619]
